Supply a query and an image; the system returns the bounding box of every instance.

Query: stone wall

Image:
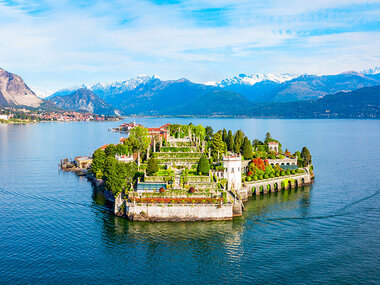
[124,203,233,221]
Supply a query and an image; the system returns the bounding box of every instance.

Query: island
[62,123,314,221]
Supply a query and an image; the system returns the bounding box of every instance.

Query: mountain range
[0,68,43,107]
[1,66,379,117]
[49,88,117,115]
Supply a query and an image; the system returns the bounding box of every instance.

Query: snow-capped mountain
[217,73,300,87]
[360,67,380,75]
[90,74,162,95]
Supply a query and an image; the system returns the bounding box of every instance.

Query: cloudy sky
[0,0,379,95]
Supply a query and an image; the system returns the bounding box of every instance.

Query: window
[231,167,234,173]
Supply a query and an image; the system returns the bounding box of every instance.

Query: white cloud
[0,0,379,92]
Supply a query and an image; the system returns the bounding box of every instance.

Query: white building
[267,141,279,152]
[0,114,9,120]
[116,154,134,163]
[223,155,242,190]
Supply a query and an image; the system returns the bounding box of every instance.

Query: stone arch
[252,186,256,194]
[301,177,305,185]
[274,182,279,191]
[286,163,290,165]
[267,184,271,192]
[281,163,285,165]
[259,185,264,194]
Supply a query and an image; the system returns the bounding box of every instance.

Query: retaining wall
[120,203,233,221]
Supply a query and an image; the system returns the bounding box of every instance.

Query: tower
[223,155,242,190]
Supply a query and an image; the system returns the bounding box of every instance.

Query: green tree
[264,132,272,143]
[146,157,159,175]
[129,126,151,153]
[210,131,227,161]
[226,130,234,151]
[197,155,210,174]
[103,157,137,196]
[233,130,244,154]
[103,157,124,196]
[90,149,106,177]
[116,143,130,155]
[301,147,312,166]
[241,136,253,159]
[195,124,206,141]
[222,129,227,142]
[205,126,214,141]
[105,144,116,157]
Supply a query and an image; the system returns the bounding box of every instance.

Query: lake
[0,118,379,284]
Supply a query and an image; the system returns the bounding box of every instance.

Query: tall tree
[129,126,151,152]
[90,149,106,178]
[205,126,214,141]
[210,131,226,161]
[222,129,227,142]
[264,132,272,143]
[146,157,159,175]
[226,130,234,151]
[301,147,312,166]
[233,130,244,154]
[241,136,253,159]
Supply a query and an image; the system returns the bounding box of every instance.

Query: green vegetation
[146,157,159,175]
[197,155,210,174]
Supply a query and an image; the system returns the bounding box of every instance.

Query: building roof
[75,156,92,161]
[100,144,109,149]
[267,141,279,145]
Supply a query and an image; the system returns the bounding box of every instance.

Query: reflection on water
[93,185,311,245]
[1,119,380,284]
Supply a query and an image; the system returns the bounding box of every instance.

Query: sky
[0,0,380,96]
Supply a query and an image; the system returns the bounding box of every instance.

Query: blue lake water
[0,118,379,284]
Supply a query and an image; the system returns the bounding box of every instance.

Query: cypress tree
[226,130,234,151]
[146,157,159,175]
[233,130,244,154]
[197,155,210,174]
[241,136,253,159]
[222,129,227,142]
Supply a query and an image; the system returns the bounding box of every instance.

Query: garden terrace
[139,190,216,198]
[131,197,224,205]
[157,158,200,165]
[186,175,212,183]
[154,152,202,159]
[187,182,218,190]
[144,176,173,183]
[159,146,198,152]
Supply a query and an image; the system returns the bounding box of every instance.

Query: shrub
[264,174,269,179]
[280,170,285,176]
[197,155,210,174]
[159,187,165,193]
[246,176,252,182]
[253,175,258,181]
[275,171,280,177]
[258,174,264,180]
[291,169,296,174]
[198,172,202,176]
[270,173,275,178]
[189,187,195,193]
[286,169,291,175]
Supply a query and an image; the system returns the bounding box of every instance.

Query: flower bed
[131,197,223,204]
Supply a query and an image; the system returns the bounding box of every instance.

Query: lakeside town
[0,107,120,123]
[62,122,314,221]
